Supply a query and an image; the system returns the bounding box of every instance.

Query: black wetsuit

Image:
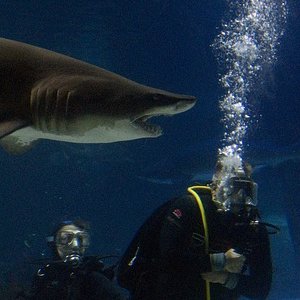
[25,256,126,300]
[118,188,272,300]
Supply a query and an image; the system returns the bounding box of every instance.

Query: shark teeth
[132,115,162,135]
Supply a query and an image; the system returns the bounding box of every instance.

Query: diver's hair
[51,219,90,237]
[71,219,90,232]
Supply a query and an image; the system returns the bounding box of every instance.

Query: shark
[0,38,196,154]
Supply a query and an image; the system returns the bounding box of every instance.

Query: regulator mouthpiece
[64,254,82,267]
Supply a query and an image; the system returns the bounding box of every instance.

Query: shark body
[0,38,196,154]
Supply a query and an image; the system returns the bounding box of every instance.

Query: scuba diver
[19,219,126,300]
[117,162,276,300]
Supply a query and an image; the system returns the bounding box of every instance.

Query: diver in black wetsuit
[117,164,273,300]
[21,219,125,300]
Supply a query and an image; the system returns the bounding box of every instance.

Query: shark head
[29,76,197,143]
[71,89,196,142]
[121,88,197,140]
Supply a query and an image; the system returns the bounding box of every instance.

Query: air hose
[187,185,212,300]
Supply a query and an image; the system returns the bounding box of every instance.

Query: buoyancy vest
[117,185,213,298]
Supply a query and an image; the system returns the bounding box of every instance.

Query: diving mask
[56,230,90,248]
[227,176,258,207]
[222,175,258,219]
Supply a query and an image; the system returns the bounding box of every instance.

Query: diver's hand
[224,249,245,273]
[201,271,229,284]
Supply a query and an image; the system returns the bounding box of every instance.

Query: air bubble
[211,0,288,204]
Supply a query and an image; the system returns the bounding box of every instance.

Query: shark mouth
[132,115,163,136]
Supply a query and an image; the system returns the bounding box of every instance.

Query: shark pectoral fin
[0,135,38,155]
[0,119,29,138]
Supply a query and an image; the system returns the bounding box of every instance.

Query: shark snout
[159,94,197,114]
[174,96,197,113]
[142,91,197,115]
[130,93,196,137]
[152,90,196,105]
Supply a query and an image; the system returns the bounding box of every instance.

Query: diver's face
[55,224,90,260]
[225,177,258,215]
[227,188,247,215]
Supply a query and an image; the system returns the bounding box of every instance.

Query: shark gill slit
[54,89,61,133]
[38,87,48,132]
[45,87,55,132]
[30,87,42,131]
[44,88,53,132]
[39,87,47,132]
[63,91,72,132]
[58,89,69,133]
[30,88,36,128]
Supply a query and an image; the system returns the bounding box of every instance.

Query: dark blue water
[0,1,299,299]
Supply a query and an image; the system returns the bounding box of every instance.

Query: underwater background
[0,0,299,299]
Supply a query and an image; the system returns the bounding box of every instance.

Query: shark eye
[153,94,160,101]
